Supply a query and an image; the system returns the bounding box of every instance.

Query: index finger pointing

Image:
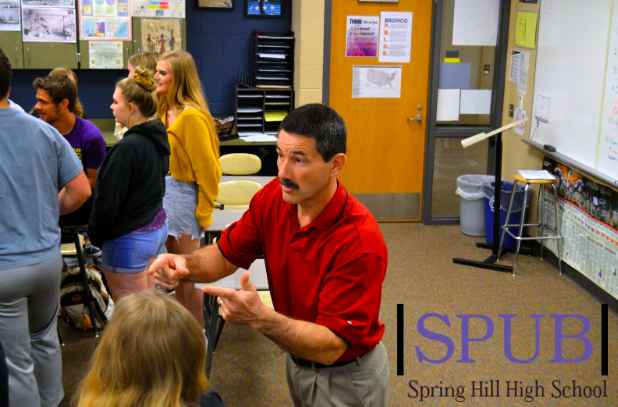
[148,255,170,275]
[203,285,236,299]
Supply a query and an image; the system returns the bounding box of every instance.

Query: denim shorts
[163,176,204,240]
[101,224,167,274]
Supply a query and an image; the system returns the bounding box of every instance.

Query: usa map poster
[352,65,401,98]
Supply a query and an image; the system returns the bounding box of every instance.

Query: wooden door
[329,0,433,221]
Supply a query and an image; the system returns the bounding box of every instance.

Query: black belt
[289,351,368,369]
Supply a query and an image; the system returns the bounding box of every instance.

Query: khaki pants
[286,341,390,407]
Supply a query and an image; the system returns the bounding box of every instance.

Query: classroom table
[94,119,277,148]
[93,119,279,175]
[90,119,116,148]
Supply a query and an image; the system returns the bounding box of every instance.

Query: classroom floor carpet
[58,223,618,407]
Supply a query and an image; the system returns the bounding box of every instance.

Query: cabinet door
[0,32,24,69]
[132,18,144,55]
[79,40,133,69]
[23,42,78,69]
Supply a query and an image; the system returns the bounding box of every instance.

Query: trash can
[456,174,495,236]
[482,180,530,249]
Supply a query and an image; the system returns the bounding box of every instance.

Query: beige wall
[501,0,544,235]
[292,0,325,108]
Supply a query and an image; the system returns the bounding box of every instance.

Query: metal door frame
[421,0,512,225]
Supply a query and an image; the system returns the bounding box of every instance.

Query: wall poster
[345,15,379,57]
[132,0,185,18]
[89,40,123,68]
[22,7,76,42]
[79,0,132,40]
[21,0,74,6]
[378,11,412,63]
[0,0,21,31]
[541,156,618,300]
[352,65,401,98]
[141,18,181,56]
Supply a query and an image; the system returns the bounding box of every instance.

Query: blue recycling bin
[483,181,527,249]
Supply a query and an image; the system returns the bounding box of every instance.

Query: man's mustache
[280,178,299,189]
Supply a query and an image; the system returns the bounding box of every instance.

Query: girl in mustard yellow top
[155,50,222,323]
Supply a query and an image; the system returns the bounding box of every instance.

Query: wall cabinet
[23,43,78,69]
[5,17,185,70]
[0,33,24,69]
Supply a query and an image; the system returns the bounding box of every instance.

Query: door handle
[15,47,18,62]
[408,114,423,122]
[27,47,30,64]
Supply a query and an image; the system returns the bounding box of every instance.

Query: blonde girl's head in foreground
[76,290,209,407]
[154,50,213,122]
[128,51,158,78]
[111,66,158,129]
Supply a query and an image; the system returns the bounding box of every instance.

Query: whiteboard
[598,2,618,181]
[533,0,611,172]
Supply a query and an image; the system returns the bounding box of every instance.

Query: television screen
[246,0,281,17]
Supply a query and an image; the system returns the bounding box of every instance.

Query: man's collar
[303,181,349,231]
[56,113,77,136]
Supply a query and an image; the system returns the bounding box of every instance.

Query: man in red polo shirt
[150,103,390,406]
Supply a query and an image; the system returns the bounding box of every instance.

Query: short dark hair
[279,103,347,162]
[0,48,11,100]
[33,75,76,112]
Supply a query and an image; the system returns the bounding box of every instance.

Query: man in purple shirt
[34,75,107,256]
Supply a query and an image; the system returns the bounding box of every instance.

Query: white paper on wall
[378,11,412,63]
[460,89,492,114]
[436,89,461,121]
[453,0,499,46]
[517,51,530,95]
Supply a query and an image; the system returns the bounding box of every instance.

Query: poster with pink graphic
[79,0,132,40]
[346,15,379,57]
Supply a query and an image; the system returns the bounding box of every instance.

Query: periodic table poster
[541,156,618,300]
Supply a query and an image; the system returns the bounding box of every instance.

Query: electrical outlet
[509,104,514,117]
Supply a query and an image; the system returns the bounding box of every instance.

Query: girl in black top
[88,67,170,301]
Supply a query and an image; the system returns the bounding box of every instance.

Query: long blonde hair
[156,51,218,149]
[49,67,84,118]
[76,290,209,407]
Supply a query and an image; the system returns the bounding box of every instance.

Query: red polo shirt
[218,178,387,362]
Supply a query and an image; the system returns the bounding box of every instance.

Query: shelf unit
[253,30,294,90]
[234,87,295,135]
